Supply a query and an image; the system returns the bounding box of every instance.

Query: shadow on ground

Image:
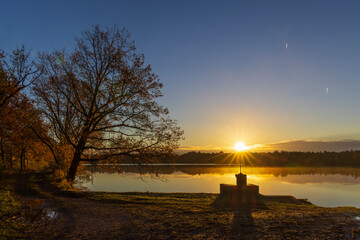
[231,208,258,239]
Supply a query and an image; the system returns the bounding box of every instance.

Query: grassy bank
[1,173,360,239]
[81,191,360,239]
[0,181,25,239]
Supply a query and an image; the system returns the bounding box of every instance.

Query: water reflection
[76,165,360,208]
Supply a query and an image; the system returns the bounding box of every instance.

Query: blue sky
[2,1,360,151]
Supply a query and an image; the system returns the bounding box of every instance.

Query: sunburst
[234,142,250,152]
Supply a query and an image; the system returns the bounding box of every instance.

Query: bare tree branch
[34,25,183,181]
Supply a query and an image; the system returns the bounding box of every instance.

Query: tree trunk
[9,155,13,170]
[23,147,26,170]
[20,145,24,171]
[66,156,80,182]
[0,137,4,167]
[66,135,88,181]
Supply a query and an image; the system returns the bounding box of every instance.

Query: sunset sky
[2,1,360,152]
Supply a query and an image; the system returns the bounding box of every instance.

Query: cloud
[259,139,360,152]
[179,139,360,153]
[177,145,232,153]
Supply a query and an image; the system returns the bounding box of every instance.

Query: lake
[76,165,360,208]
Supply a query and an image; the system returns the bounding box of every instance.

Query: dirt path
[12,173,75,239]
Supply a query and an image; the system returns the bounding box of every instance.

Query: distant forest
[174,151,360,167]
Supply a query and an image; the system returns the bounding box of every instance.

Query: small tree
[34,26,183,181]
[0,46,41,108]
[0,47,46,172]
[0,93,49,171]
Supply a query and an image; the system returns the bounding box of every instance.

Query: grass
[80,191,360,239]
[2,173,360,239]
[0,183,25,240]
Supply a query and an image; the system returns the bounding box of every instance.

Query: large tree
[34,26,183,181]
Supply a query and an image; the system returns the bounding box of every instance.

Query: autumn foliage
[0,26,183,181]
[0,47,50,174]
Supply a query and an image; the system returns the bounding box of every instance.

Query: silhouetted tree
[0,46,41,108]
[34,26,183,181]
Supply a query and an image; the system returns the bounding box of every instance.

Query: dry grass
[0,180,26,240]
[76,191,360,239]
[2,173,360,239]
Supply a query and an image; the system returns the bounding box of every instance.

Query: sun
[234,142,250,152]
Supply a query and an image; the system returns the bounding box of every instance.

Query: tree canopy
[0,47,49,174]
[33,26,183,181]
[0,46,41,108]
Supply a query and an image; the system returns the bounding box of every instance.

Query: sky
[2,1,360,152]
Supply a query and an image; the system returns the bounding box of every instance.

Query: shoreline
[2,173,360,239]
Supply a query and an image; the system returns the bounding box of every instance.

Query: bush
[51,168,76,191]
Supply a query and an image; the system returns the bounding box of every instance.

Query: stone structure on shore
[217,165,260,207]
[213,165,311,208]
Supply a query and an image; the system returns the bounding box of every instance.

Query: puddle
[43,209,58,219]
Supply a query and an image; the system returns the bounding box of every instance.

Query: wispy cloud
[260,139,360,152]
[178,145,231,153]
[179,139,360,153]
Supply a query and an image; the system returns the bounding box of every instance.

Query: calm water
[76,165,360,208]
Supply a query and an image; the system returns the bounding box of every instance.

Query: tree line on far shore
[175,151,360,167]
